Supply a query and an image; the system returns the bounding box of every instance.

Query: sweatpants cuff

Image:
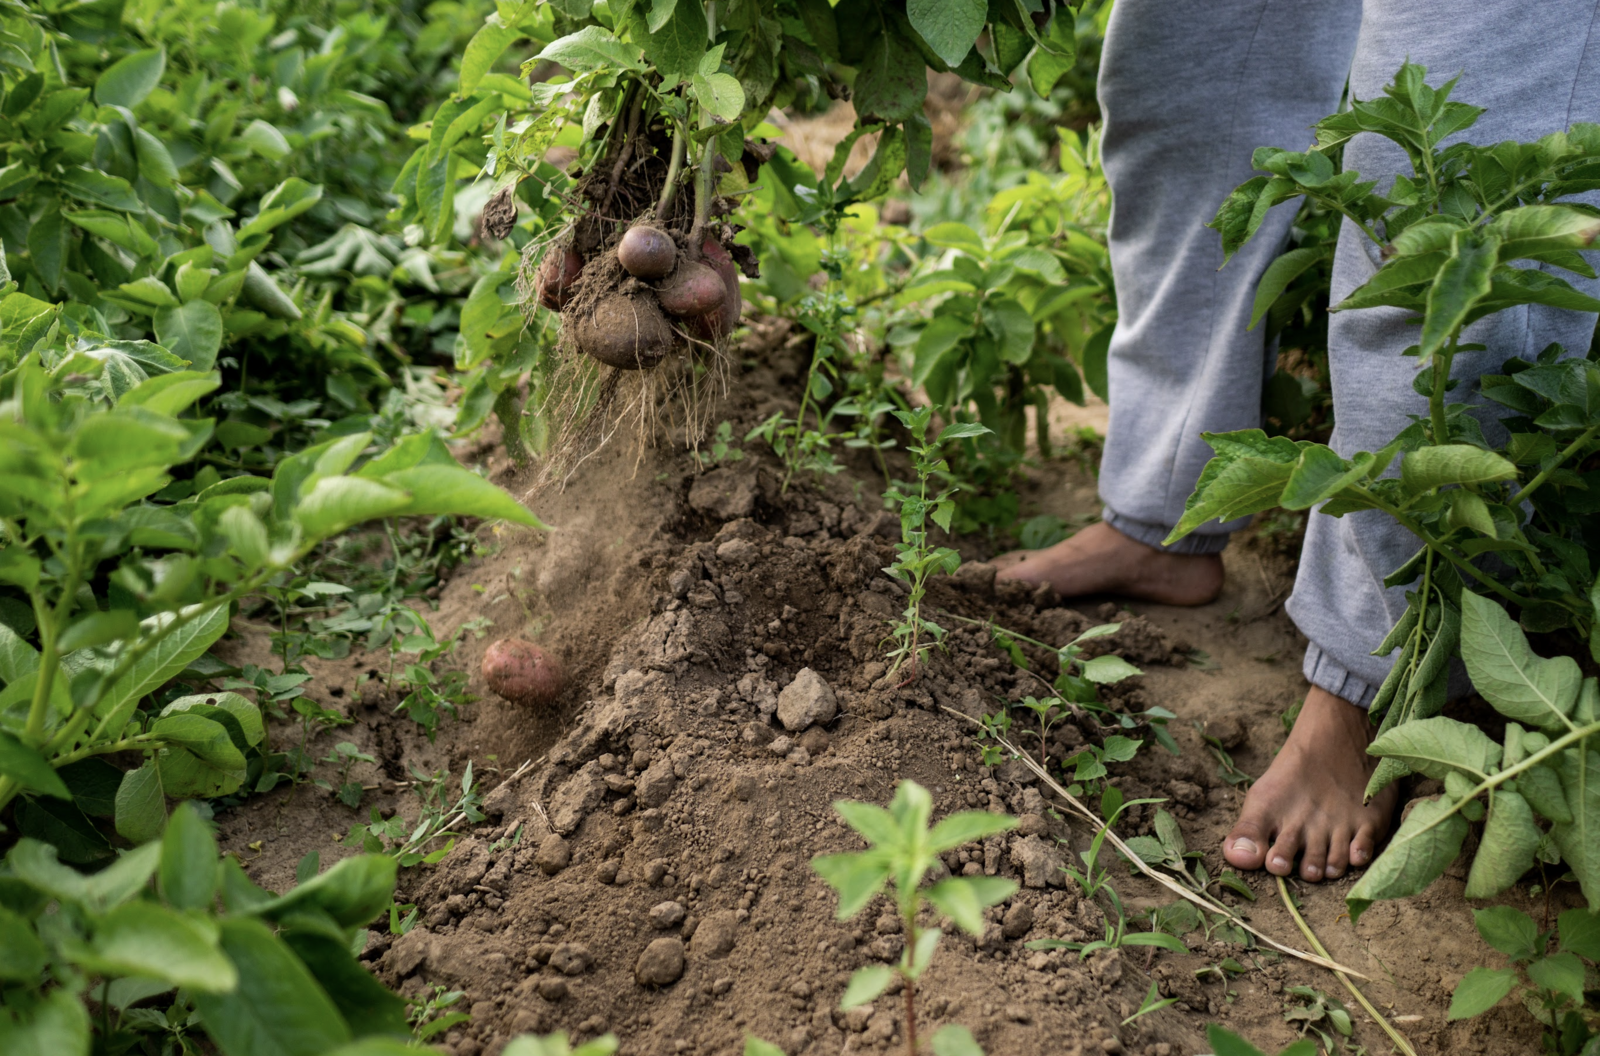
[1102,508,1232,555]
[1302,642,1378,710]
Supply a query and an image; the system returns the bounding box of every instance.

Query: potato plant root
[211,325,1551,1056]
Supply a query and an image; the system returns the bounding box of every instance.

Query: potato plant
[1169,65,1600,922]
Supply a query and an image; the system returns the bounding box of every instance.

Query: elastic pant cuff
[1302,642,1379,710]
[1102,507,1232,555]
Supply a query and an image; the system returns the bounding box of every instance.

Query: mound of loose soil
[214,325,1564,1056]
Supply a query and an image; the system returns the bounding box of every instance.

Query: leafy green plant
[812,780,1017,1056]
[343,762,487,868]
[1170,63,1600,918]
[0,358,541,848]
[881,408,990,675]
[410,984,470,1044]
[1448,906,1598,1052]
[1281,985,1355,1053]
[1206,1025,1317,1056]
[504,1033,618,1056]
[0,801,420,1055]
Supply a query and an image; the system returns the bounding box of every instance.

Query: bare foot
[993,521,1224,606]
[1223,687,1398,882]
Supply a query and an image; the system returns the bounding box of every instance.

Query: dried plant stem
[1275,877,1419,1056]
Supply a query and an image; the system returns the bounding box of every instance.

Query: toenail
[1271,856,1290,871]
[1351,849,1369,865]
[1231,837,1258,856]
[1325,866,1340,878]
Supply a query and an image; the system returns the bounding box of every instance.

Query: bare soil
[214,325,1557,1056]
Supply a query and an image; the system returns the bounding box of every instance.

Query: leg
[998,0,1361,601]
[1229,0,1600,881]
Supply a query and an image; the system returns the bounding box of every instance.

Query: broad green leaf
[1081,655,1142,684]
[921,222,984,256]
[1369,716,1501,781]
[113,763,165,843]
[194,918,350,1055]
[93,603,230,731]
[692,72,744,123]
[930,1024,984,1056]
[280,928,410,1037]
[0,987,90,1056]
[1518,762,1571,823]
[292,476,411,541]
[539,26,645,73]
[0,905,47,981]
[1119,930,1189,953]
[1557,907,1600,959]
[152,714,243,770]
[240,119,291,161]
[119,371,221,416]
[1473,905,1538,960]
[834,800,901,848]
[812,851,891,919]
[1205,1026,1270,1056]
[1459,590,1581,731]
[160,802,218,911]
[1463,790,1537,899]
[935,422,991,443]
[1250,247,1325,329]
[928,810,1017,852]
[1399,445,1517,492]
[926,876,1018,935]
[1446,966,1517,1020]
[371,465,545,527]
[911,315,970,388]
[907,0,985,68]
[162,692,263,747]
[1167,456,1293,541]
[635,0,704,77]
[1347,796,1468,922]
[154,300,223,372]
[251,854,397,929]
[1527,951,1586,1005]
[1280,446,1373,510]
[1552,748,1600,906]
[0,731,70,799]
[218,505,272,568]
[1026,12,1077,97]
[839,964,892,1009]
[80,902,236,992]
[460,18,518,94]
[95,48,166,108]
[853,21,927,123]
[1489,205,1600,263]
[1420,232,1499,361]
[1333,252,1447,312]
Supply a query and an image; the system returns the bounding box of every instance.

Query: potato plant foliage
[1171,65,1600,921]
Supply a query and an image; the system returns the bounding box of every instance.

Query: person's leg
[997,0,1362,601]
[1227,0,1600,882]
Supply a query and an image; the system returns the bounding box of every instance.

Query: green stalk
[656,120,687,217]
[1347,487,1534,608]
[1508,422,1600,507]
[1429,342,1453,443]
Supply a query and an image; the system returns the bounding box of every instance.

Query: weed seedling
[813,780,1017,1056]
[1122,981,1180,1026]
[882,409,991,675]
[315,741,375,808]
[410,985,469,1042]
[344,762,486,866]
[1448,906,1598,1051]
[1281,985,1355,1052]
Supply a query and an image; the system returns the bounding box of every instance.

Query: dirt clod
[776,667,837,732]
[635,937,686,986]
[534,834,571,875]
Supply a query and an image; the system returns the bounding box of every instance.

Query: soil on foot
[1223,687,1399,882]
[994,522,1225,607]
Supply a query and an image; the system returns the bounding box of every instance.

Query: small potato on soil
[656,260,724,318]
[536,246,584,310]
[617,224,677,279]
[482,638,564,706]
[572,291,673,369]
[689,237,742,342]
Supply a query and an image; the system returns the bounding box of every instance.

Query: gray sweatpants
[1097,0,1600,705]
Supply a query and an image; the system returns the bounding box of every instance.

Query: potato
[617,225,677,279]
[536,246,584,310]
[570,291,673,369]
[656,260,724,318]
[689,237,742,341]
[482,638,564,707]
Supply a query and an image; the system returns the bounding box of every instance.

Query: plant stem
[656,121,687,217]
[686,137,716,255]
[903,973,917,1056]
[1429,342,1452,443]
[1508,422,1600,507]
[1347,487,1535,608]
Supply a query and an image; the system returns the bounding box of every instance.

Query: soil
[211,324,1563,1056]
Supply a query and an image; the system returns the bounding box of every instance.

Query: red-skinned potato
[483,638,564,707]
[617,225,677,279]
[536,246,584,310]
[656,260,724,318]
[689,237,742,341]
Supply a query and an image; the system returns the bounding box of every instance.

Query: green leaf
[152,714,244,770]
[834,800,902,848]
[1280,446,1373,511]
[280,928,410,1037]
[1558,907,1600,958]
[0,987,90,1056]
[460,19,518,94]
[930,1024,984,1056]
[1250,247,1325,329]
[0,731,70,799]
[93,604,230,730]
[1527,951,1586,1004]
[1459,590,1581,731]
[1399,445,1518,492]
[812,850,891,919]
[1474,905,1538,960]
[1347,797,1468,922]
[240,119,291,161]
[1488,205,1600,263]
[906,0,985,68]
[634,1,704,78]
[1551,747,1600,906]
[936,422,991,443]
[1447,966,1517,1020]
[80,902,237,992]
[927,810,1017,852]
[292,476,411,542]
[1463,790,1538,899]
[839,964,892,1009]
[539,26,646,73]
[162,692,264,747]
[60,168,144,212]
[153,301,223,372]
[0,905,48,981]
[853,21,927,123]
[926,876,1018,935]
[194,918,351,1056]
[251,854,397,930]
[1369,716,1501,781]
[95,48,166,108]
[113,762,165,843]
[1119,930,1189,953]
[1025,12,1077,97]
[1420,232,1499,361]
[1205,1026,1270,1056]
[1081,655,1141,684]
[160,802,218,911]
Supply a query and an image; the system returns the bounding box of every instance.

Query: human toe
[1223,818,1269,871]
[1323,825,1353,878]
[1298,824,1330,883]
[1265,826,1302,878]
